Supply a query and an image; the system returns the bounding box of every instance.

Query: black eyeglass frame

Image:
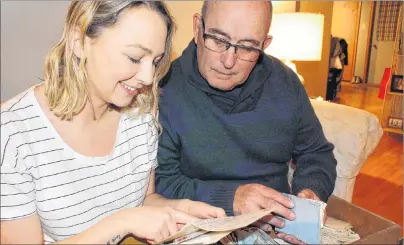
[200,18,263,62]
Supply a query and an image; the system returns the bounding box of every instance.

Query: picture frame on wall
[387,116,403,129]
[390,75,403,93]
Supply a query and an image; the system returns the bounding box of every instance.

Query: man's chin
[207,81,234,91]
[208,78,243,91]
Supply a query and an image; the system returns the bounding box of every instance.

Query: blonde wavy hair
[44,1,175,122]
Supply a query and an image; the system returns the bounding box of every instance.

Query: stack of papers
[321,217,361,244]
[220,227,279,245]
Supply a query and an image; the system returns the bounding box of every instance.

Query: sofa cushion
[310,100,383,179]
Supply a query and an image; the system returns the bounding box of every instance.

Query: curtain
[377,1,402,41]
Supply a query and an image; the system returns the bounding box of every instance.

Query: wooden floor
[335,82,403,234]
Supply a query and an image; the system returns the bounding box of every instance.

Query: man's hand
[297,189,320,200]
[233,184,295,229]
[297,189,328,223]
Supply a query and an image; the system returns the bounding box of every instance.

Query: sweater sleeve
[291,81,337,202]
[155,101,240,216]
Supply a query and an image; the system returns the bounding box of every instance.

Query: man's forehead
[203,1,270,43]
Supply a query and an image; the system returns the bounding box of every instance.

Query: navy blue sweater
[155,42,337,215]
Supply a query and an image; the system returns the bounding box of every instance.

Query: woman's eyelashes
[126,54,162,67]
[127,55,141,64]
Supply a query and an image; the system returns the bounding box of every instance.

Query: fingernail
[290,212,296,219]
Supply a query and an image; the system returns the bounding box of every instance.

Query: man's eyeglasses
[200,18,262,62]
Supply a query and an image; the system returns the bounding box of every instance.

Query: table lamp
[265,13,325,84]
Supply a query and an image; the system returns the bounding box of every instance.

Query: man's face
[193,1,272,91]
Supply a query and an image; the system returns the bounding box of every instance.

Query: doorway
[355,1,401,85]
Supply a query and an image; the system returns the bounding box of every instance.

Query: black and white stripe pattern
[0,87,158,243]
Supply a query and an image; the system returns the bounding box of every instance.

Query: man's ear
[193,13,202,45]
[263,35,273,50]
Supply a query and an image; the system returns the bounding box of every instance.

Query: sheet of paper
[169,230,210,244]
[160,223,200,244]
[192,208,274,232]
[161,207,275,244]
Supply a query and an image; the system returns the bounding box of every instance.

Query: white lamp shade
[265,13,324,61]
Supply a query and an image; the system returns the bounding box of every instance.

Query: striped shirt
[0,86,158,243]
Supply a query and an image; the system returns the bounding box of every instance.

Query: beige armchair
[288,100,383,202]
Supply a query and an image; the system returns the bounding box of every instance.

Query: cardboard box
[121,195,401,245]
[327,195,401,244]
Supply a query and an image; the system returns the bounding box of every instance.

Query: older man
[156,0,336,232]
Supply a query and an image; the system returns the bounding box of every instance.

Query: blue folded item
[277,194,322,244]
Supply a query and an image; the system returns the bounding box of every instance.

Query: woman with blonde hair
[0,1,225,244]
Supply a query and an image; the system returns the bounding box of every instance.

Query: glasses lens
[237,47,260,61]
[203,35,260,61]
[204,36,228,53]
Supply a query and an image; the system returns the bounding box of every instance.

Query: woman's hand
[178,199,227,219]
[116,206,198,244]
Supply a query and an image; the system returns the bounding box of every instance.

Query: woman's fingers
[167,221,178,237]
[172,209,198,224]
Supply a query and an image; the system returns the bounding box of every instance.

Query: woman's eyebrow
[125,44,152,54]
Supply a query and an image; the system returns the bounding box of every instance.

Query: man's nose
[221,46,237,69]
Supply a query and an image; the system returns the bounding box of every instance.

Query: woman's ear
[72,27,84,59]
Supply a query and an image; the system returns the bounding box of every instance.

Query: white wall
[1,1,70,101]
[165,1,203,60]
[354,1,371,79]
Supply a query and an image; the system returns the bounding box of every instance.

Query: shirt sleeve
[1,122,36,221]
[146,115,159,170]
